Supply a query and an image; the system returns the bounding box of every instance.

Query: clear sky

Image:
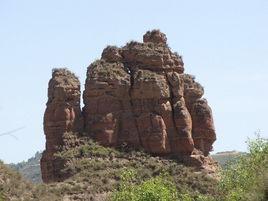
[0,0,267,163]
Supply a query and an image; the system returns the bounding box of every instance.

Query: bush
[110,135,268,201]
[0,192,3,201]
[110,169,179,201]
[217,135,268,201]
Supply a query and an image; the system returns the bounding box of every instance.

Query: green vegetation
[90,60,127,79]
[111,170,178,201]
[1,133,266,200]
[55,133,217,196]
[0,192,3,201]
[9,151,42,183]
[110,135,268,201]
[6,148,245,186]
[211,151,244,168]
[0,160,33,200]
[109,169,215,201]
[217,135,268,201]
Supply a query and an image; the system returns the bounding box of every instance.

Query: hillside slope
[0,134,219,201]
[2,135,267,201]
[211,151,245,167]
[9,152,42,183]
[8,150,243,185]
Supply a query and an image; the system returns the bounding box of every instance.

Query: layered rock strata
[41,30,217,182]
[41,69,83,183]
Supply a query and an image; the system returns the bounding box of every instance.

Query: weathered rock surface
[41,30,217,182]
[82,30,213,155]
[182,74,216,156]
[41,69,83,183]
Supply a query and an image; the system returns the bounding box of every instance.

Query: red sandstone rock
[182,74,216,156]
[41,30,217,182]
[191,99,216,156]
[143,30,167,44]
[81,30,215,156]
[41,68,83,183]
[101,46,122,62]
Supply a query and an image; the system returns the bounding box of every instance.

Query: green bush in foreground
[217,135,268,201]
[110,170,179,201]
[111,135,268,201]
[110,169,215,201]
[0,192,3,201]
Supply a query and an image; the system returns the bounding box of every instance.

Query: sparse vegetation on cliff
[110,135,268,201]
[0,160,32,200]
[54,132,218,197]
[0,135,267,200]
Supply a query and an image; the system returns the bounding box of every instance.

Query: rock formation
[182,74,216,156]
[41,30,216,183]
[41,69,83,183]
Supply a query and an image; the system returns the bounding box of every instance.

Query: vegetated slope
[0,132,219,201]
[7,149,241,185]
[9,152,42,183]
[0,160,65,201]
[41,132,219,200]
[0,161,28,200]
[1,134,267,201]
[211,151,245,167]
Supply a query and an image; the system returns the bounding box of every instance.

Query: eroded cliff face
[182,74,216,156]
[83,30,215,155]
[41,30,217,183]
[41,69,83,183]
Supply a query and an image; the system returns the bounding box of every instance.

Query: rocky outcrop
[182,74,216,156]
[41,30,217,182]
[82,30,213,155]
[41,69,83,183]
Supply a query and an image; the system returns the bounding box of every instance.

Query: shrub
[110,135,268,201]
[218,135,268,201]
[110,169,179,201]
[0,192,3,201]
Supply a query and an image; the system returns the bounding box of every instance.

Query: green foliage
[90,60,126,79]
[56,138,120,160]
[4,131,266,200]
[110,135,268,201]
[54,133,218,196]
[217,135,268,201]
[111,169,179,201]
[0,191,4,201]
[0,161,33,200]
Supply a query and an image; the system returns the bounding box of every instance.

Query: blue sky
[0,0,267,163]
